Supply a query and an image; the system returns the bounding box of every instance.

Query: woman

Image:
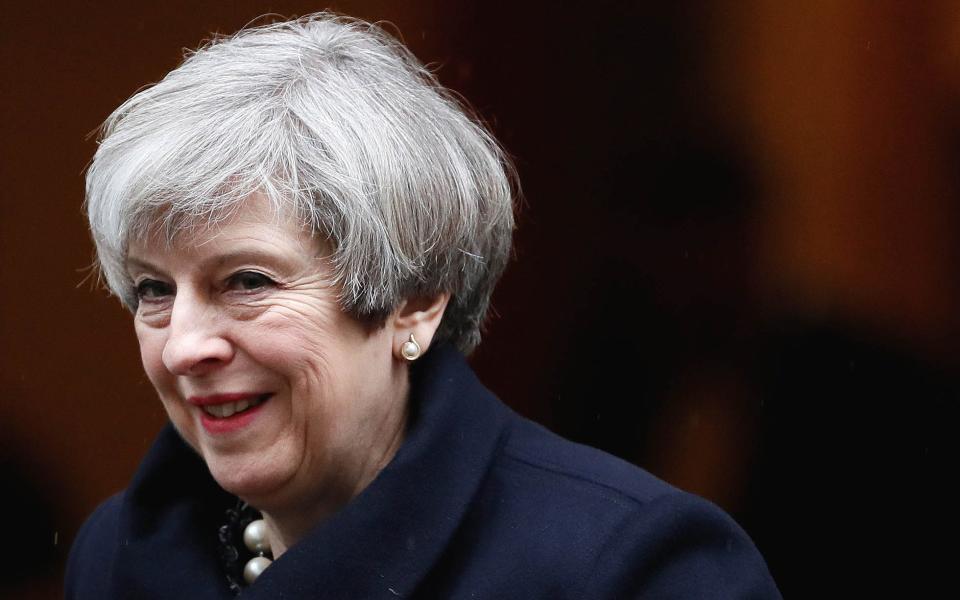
[67,13,780,599]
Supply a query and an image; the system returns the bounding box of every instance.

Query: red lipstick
[189,392,271,434]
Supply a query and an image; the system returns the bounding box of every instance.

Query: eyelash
[135,279,173,302]
[226,271,277,292]
[133,271,277,303]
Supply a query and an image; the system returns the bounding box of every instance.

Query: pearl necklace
[241,519,273,583]
[218,502,274,593]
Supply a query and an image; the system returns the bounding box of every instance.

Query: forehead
[127,195,319,263]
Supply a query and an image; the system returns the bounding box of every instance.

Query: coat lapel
[243,346,509,598]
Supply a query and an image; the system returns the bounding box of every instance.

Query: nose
[161,291,234,376]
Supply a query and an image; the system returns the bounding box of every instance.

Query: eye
[135,279,174,301]
[227,271,276,292]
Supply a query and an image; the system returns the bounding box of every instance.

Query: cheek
[250,308,377,409]
[134,324,168,386]
[255,305,341,365]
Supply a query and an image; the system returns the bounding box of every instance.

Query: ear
[391,293,450,360]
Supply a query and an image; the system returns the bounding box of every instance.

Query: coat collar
[114,345,510,599]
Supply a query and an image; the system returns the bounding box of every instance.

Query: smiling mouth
[201,394,271,419]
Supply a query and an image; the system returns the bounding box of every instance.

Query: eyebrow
[125,248,305,276]
[209,249,300,271]
[125,256,166,276]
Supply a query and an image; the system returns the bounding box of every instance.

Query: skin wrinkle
[127,195,428,558]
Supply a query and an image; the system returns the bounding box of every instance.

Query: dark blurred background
[1,1,956,597]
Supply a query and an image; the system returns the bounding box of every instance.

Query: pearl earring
[400,334,421,361]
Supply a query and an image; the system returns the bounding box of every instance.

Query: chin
[204,452,294,507]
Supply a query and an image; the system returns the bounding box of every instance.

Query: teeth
[202,396,264,419]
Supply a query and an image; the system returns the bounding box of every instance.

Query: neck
[256,397,409,559]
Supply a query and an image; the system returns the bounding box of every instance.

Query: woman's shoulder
[439,414,783,598]
[499,415,679,505]
[65,492,125,599]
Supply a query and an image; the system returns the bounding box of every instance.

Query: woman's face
[126,197,409,514]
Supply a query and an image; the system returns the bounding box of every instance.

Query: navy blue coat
[67,346,780,598]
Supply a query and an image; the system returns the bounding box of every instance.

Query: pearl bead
[243,519,271,554]
[401,339,420,360]
[243,555,272,584]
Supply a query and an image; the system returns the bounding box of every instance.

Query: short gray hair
[85,13,516,353]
